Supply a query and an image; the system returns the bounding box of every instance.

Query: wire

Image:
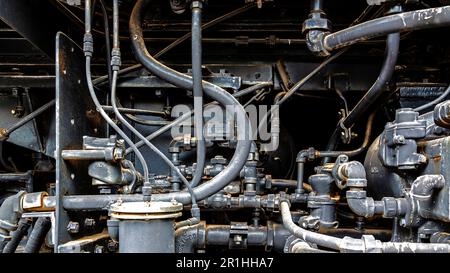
[84,0,150,183]
[98,0,113,88]
[125,82,273,155]
[109,0,196,205]
[414,84,450,112]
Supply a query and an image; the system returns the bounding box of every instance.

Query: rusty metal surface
[55,32,105,251]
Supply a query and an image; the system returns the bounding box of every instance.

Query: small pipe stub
[110,201,183,220]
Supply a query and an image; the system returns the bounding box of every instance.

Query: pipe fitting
[0,191,26,237]
[410,174,445,200]
[175,221,206,253]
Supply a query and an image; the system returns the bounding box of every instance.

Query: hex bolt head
[67,221,80,234]
[211,155,227,165]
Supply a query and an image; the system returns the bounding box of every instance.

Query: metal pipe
[125,82,270,155]
[316,111,376,158]
[1,99,55,140]
[323,33,399,163]
[190,1,205,188]
[2,218,31,253]
[280,201,342,250]
[84,0,150,182]
[129,0,252,204]
[341,33,399,129]
[323,6,450,52]
[93,2,256,86]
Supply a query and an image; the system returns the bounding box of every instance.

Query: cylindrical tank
[110,201,182,253]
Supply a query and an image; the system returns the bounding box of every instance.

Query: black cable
[414,84,450,112]
[125,82,271,155]
[98,0,113,88]
[110,0,196,205]
[84,0,150,182]
[323,5,450,52]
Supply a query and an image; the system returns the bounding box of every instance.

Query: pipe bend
[410,175,445,200]
[346,194,376,218]
[175,223,205,253]
[129,0,252,204]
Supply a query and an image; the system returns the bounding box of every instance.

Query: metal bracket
[22,211,56,247]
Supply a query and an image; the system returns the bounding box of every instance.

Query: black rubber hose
[129,0,252,204]
[323,6,450,52]
[342,33,399,129]
[190,3,205,188]
[24,217,51,253]
[98,0,112,88]
[109,0,196,204]
[2,218,31,253]
[323,33,399,163]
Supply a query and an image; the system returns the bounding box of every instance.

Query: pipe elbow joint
[337,161,367,188]
[410,175,445,200]
[346,190,375,218]
[296,148,316,163]
[175,222,205,253]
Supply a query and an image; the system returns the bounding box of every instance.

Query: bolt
[67,221,80,234]
[94,245,105,253]
[234,235,242,245]
[107,240,118,252]
[84,218,96,228]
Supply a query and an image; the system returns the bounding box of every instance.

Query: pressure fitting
[302,0,332,56]
[434,100,450,129]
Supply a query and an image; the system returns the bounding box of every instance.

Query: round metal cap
[110,201,183,220]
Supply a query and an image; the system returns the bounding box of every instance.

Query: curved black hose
[323,6,450,52]
[323,33,399,163]
[110,0,196,205]
[341,33,399,129]
[129,0,252,204]
[2,218,31,253]
[24,217,51,253]
[316,111,375,158]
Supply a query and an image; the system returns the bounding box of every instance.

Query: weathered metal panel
[55,32,105,251]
